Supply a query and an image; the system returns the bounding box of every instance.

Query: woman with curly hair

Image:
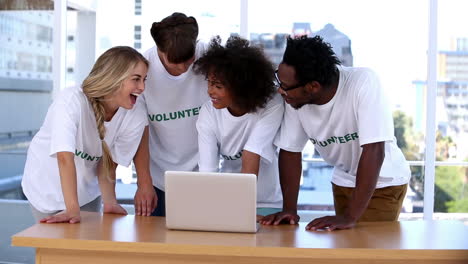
[194,36,283,217]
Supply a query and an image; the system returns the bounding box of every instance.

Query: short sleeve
[274,103,309,153]
[244,94,284,163]
[196,102,220,172]
[49,95,80,156]
[110,99,148,166]
[355,69,394,146]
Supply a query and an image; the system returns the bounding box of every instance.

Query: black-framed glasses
[274,70,305,92]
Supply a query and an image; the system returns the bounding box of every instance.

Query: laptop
[165,171,258,233]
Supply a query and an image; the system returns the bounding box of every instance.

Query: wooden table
[12,212,468,264]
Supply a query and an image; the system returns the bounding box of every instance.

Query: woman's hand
[40,210,81,224]
[103,203,128,215]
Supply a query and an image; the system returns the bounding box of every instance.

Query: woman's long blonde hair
[81,46,149,180]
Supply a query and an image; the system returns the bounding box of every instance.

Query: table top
[12,212,468,259]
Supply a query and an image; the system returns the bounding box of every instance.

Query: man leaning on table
[260,35,411,231]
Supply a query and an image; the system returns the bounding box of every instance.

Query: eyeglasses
[274,70,305,92]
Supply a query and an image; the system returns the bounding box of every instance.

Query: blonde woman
[22,46,149,223]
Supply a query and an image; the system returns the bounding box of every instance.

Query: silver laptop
[165,171,258,233]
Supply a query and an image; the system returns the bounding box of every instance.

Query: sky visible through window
[96,0,466,116]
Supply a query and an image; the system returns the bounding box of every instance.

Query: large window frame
[52,0,466,219]
[424,0,438,220]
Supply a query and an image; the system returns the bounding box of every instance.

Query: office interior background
[0,0,467,262]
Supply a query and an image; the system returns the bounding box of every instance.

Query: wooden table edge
[11,235,468,260]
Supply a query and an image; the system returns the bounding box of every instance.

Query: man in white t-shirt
[260,36,411,231]
[133,13,209,216]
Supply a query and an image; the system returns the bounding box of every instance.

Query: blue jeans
[150,186,166,216]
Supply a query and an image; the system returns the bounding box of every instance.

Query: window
[94,0,241,196]
[95,0,241,54]
[1,0,466,219]
[249,0,428,213]
[134,0,142,16]
[134,42,141,49]
[0,1,54,200]
[434,0,468,213]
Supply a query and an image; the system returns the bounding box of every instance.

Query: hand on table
[134,185,157,216]
[40,210,81,224]
[306,215,356,231]
[259,210,300,225]
[103,203,128,215]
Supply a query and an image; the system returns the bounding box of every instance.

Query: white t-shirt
[196,93,284,208]
[22,87,148,213]
[142,42,209,191]
[275,66,411,188]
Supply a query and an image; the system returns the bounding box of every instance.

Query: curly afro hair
[194,35,275,113]
[283,35,340,88]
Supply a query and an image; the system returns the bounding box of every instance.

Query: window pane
[66,11,77,89]
[96,0,240,55]
[434,166,468,213]
[434,0,468,214]
[436,0,468,163]
[0,3,54,200]
[94,0,241,201]
[248,0,428,212]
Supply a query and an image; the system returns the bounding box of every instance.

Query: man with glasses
[260,36,411,231]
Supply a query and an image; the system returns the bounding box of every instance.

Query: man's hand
[306,215,356,231]
[259,210,300,225]
[134,184,157,216]
[40,210,81,224]
[133,126,157,216]
[256,214,264,222]
[103,203,128,215]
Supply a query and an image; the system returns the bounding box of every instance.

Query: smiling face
[206,72,245,116]
[276,63,314,109]
[104,61,148,113]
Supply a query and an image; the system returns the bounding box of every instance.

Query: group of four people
[22,12,410,231]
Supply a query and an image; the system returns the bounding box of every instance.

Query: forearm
[98,161,118,204]
[134,126,153,188]
[345,142,385,221]
[279,149,302,211]
[57,152,79,212]
[241,150,260,176]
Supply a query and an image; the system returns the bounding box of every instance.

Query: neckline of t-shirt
[154,48,193,81]
[104,107,124,125]
[221,107,250,121]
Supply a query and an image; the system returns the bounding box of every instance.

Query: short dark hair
[194,36,275,113]
[283,35,340,87]
[150,12,198,63]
